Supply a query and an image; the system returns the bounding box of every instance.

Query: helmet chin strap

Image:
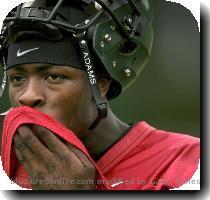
[76,32,107,130]
[0,69,7,99]
[0,43,7,99]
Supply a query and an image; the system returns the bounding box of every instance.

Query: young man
[0,0,199,190]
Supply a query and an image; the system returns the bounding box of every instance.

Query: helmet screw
[127,17,133,24]
[110,26,115,31]
[2,25,6,31]
[113,61,117,68]
[85,20,89,24]
[100,41,105,48]
[80,40,86,47]
[124,68,132,77]
[104,34,112,42]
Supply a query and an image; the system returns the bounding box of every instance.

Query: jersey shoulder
[97,122,200,190]
[132,123,200,189]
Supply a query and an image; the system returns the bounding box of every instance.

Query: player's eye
[46,74,67,83]
[9,75,26,86]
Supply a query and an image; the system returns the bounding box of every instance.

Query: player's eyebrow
[7,64,53,73]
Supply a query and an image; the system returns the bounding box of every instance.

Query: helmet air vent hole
[119,41,137,54]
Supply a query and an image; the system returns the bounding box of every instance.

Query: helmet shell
[92,1,154,99]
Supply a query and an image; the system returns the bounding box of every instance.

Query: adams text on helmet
[83,52,97,85]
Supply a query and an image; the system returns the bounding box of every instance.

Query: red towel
[1,106,110,189]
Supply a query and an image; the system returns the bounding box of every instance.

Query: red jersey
[1,107,200,190]
[96,122,200,190]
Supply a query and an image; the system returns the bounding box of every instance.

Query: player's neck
[82,107,130,160]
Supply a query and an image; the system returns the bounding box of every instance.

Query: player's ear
[98,77,111,99]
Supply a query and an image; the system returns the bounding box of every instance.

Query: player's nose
[18,78,45,108]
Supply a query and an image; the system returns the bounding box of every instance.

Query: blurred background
[0,0,200,137]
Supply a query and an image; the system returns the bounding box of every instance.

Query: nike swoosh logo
[17,47,40,57]
[110,181,123,188]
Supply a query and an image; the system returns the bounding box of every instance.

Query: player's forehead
[7,63,53,72]
[7,63,75,73]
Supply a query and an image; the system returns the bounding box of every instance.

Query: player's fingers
[14,133,56,180]
[13,134,26,163]
[13,134,38,173]
[17,125,54,161]
[65,143,95,171]
[32,125,71,161]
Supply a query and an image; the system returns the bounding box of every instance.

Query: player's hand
[13,125,96,190]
